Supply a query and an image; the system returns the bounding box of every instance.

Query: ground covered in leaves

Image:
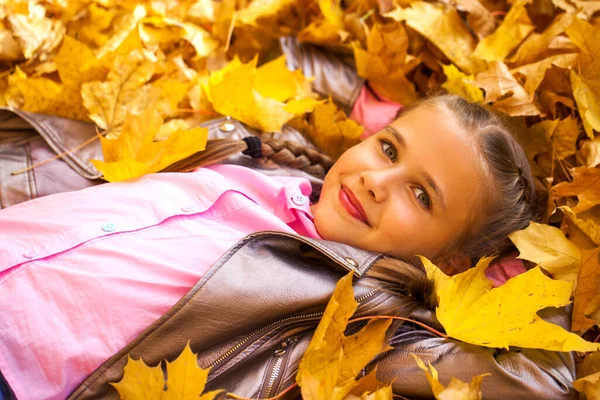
[2,0,600,399]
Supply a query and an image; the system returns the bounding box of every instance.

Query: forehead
[388,106,486,214]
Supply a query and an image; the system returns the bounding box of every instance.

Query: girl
[0,95,574,400]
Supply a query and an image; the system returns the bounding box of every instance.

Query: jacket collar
[244,230,382,277]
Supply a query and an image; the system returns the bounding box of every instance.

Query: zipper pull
[274,336,298,356]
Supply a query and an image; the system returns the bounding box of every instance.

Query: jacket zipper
[208,286,382,371]
[261,336,299,398]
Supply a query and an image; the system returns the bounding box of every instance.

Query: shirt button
[23,248,39,259]
[101,221,117,232]
[292,193,306,206]
[181,204,196,213]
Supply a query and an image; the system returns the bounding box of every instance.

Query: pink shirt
[0,164,320,400]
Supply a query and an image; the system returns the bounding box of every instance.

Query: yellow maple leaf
[472,0,534,62]
[565,18,600,139]
[204,56,295,132]
[296,271,393,400]
[5,66,90,121]
[111,342,221,400]
[441,64,483,103]
[56,36,107,88]
[303,99,364,159]
[66,3,115,48]
[508,221,582,281]
[254,56,301,103]
[353,23,418,105]
[82,50,155,131]
[473,61,540,116]
[142,16,218,59]
[552,167,600,213]
[560,206,600,247]
[385,1,484,74]
[422,256,600,352]
[111,355,165,399]
[412,354,489,400]
[574,351,600,400]
[91,108,208,182]
[511,54,578,101]
[95,5,146,61]
[8,2,65,60]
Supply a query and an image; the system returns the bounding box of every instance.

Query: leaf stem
[347,315,448,338]
[11,133,99,175]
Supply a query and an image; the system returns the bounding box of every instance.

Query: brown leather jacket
[65,231,576,399]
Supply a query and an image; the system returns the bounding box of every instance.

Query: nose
[360,168,399,203]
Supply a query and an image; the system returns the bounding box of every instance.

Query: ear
[435,252,472,276]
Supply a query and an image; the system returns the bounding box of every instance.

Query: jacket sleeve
[374,307,578,400]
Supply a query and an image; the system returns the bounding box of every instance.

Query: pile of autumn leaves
[2,0,600,398]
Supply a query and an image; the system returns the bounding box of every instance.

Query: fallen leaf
[55,36,107,88]
[508,12,574,66]
[578,136,600,168]
[422,256,600,351]
[552,167,600,213]
[82,50,155,131]
[92,108,208,182]
[509,220,582,281]
[515,119,555,176]
[353,22,418,105]
[8,2,65,60]
[511,54,578,101]
[204,56,294,132]
[111,355,164,399]
[472,0,534,62]
[303,99,364,158]
[441,64,484,103]
[296,271,393,400]
[412,354,489,400]
[95,5,146,60]
[455,0,496,39]
[162,342,209,399]
[551,116,581,161]
[474,61,540,116]
[386,1,484,74]
[573,371,600,400]
[571,247,600,331]
[565,18,600,139]
[111,342,221,400]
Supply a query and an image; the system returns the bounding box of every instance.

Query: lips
[339,185,369,226]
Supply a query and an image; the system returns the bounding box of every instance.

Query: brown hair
[163,137,334,179]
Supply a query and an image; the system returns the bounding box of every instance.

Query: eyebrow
[385,126,447,211]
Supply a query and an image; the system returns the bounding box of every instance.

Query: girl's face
[311,106,487,261]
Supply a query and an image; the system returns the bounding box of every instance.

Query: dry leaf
[111,342,221,400]
[422,256,600,351]
[296,271,393,400]
[508,12,574,66]
[552,167,600,213]
[474,61,540,116]
[303,99,364,159]
[82,50,155,131]
[472,0,534,62]
[571,247,600,331]
[95,5,146,60]
[8,2,65,60]
[509,221,582,281]
[353,22,418,105]
[204,56,294,132]
[455,0,496,39]
[512,54,578,101]
[578,136,600,168]
[386,1,484,74]
[441,64,484,103]
[92,108,208,182]
[412,354,489,400]
[111,355,165,399]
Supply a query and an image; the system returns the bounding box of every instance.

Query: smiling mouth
[339,186,370,226]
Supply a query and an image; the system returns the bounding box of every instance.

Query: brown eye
[380,140,397,161]
[414,187,431,209]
